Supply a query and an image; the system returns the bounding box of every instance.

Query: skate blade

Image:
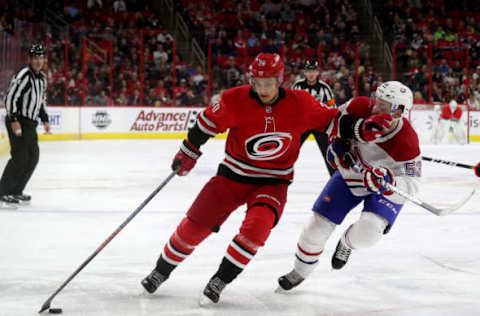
[274,286,290,294]
[0,203,18,210]
[198,293,216,307]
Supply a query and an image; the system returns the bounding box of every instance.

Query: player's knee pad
[176,216,212,246]
[345,212,388,249]
[299,213,336,252]
[238,204,276,247]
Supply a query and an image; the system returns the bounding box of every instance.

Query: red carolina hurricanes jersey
[196,85,339,183]
[440,105,462,120]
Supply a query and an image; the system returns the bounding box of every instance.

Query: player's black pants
[0,117,40,196]
[300,130,335,177]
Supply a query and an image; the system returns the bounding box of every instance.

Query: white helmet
[449,100,458,112]
[375,81,413,116]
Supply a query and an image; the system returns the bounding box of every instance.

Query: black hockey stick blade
[382,181,475,216]
[38,301,51,314]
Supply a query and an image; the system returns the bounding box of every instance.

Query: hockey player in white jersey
[432,100,467,144]
[277,81,422,291]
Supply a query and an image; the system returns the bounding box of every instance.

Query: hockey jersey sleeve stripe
[196,119,218,137]
[200,111,216,128]
[225,153,294,174]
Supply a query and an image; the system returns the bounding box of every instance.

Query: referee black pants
[300,130,336,177]
[0,117,40,196]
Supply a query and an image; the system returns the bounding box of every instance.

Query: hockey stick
[422,156,480,178]
[38,169,178,314]
[381,180,475,216]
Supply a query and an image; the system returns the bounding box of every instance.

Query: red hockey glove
[326,141,356,170]
[363,167,396,195]
[355,113,393,142]
[171,139,202,176]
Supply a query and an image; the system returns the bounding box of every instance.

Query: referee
[0,43,50,208]
[292,60,337,176]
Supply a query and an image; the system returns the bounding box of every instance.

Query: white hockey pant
[432,119,466,144]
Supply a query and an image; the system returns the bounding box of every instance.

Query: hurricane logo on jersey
[245,132,292,160]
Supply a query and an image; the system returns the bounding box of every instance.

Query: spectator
[467,90,480,110]
[179,88,202,106]
[153,44,168,66]
[113,0,127,12]
[413,91,426,104]
[95,90,109,105]
[129,89,141,105]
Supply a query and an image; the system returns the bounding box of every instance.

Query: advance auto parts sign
[130,109,199,132]
[92,111,112,129]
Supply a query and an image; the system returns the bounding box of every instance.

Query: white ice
[1,139,479,316]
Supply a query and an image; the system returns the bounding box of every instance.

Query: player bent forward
[140,53,392,304]
[278,81,422,291]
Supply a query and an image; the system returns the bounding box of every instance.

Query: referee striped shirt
[292,78,336,107]
[4,66,49,122]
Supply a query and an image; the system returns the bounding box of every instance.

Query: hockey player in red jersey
[141,53,393,305]
[278,81,422,291]
[432,100,466,144]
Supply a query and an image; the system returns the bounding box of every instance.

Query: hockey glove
[363,167,395,195]
[326,141,356,170]
[171,139,202,176]
[355,114,393,142]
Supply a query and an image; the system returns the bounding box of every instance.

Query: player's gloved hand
[171,139,202,176]
[326,141,356,170]
[356,114,393,142]
[363,167,395,195]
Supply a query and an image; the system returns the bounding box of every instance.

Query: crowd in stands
[374,0,480,109]
[178,0,381,103]
[2,0,480,109]
[44,0,210,106]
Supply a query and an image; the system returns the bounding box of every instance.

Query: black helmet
[304,60,318,70]
[29,44,45,56]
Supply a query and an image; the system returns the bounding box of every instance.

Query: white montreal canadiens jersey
[337,97,422,204]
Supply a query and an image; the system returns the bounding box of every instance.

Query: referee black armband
[187,122,211,149]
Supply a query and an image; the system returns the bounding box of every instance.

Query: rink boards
[0,106,479,143]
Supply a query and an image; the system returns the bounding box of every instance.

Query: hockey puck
[49,308,63,314]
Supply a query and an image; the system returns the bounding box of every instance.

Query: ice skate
[0,195,19,209]
[141,269,167,293]
[276,269,304,292]
[331,238,352,270]
[12,194,31,205]
[199,276,226,306]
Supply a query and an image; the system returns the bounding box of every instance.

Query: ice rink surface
[1,139,479,316]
